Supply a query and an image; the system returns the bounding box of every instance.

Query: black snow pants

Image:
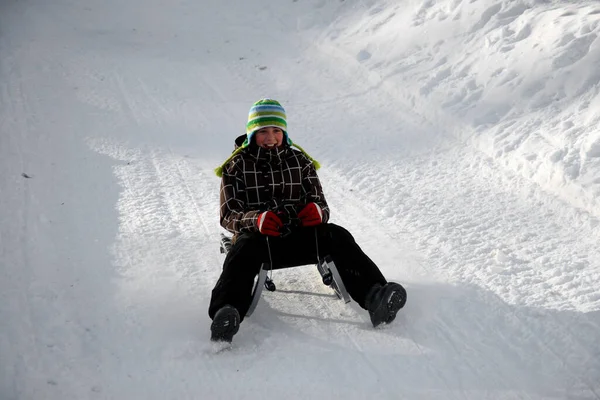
[208,223,387,321]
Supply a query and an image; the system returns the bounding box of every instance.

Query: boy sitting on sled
[209,99,407,343]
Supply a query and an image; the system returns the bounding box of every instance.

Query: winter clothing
[214,99,321,177]
[219,136,329,238]
[209,99,406,335]
[246,99,289,144]
[210,305,240,343]
[298,202,323,227]
[257,211,283,236]
[365,282,407,327]
[209,224,388,321]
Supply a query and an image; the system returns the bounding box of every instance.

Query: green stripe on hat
[246,116,287,134]
[248,111,286,120]
[252,99,281,106]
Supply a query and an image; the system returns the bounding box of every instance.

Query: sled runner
[219,233,351,317]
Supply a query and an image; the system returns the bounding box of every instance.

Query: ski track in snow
[2,0,600,399]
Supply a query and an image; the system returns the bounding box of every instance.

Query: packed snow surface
[1,0,599,399]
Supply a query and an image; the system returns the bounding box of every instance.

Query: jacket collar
[214,135,320,177]
[246,143,289,165]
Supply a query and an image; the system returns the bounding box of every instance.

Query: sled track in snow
[323,177,485,399]
[321,146,600,398]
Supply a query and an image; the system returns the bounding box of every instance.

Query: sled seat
[219,233,351,317]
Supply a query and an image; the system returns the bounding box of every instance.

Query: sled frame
[219,233,351,317]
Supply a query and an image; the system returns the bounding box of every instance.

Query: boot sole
[385,287,407,324]
[370,284,407,327]
[210,307,240,343]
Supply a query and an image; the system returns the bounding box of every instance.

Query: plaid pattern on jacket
[220,142,330,236]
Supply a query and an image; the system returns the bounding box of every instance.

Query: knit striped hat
[214,99,321,177]
[244,99,291,147]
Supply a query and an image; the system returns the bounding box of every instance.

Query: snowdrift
[309,0,600,217]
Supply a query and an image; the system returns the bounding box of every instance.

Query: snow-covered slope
[1,0,599,399]
[312,0,600,218]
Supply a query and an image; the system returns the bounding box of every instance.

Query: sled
[219,233,351,317]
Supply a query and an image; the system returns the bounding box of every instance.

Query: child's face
[255,127,284,149]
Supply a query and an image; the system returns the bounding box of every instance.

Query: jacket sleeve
[219,159,260,234]
[300,161,330,223]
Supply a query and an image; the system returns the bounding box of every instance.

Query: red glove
[257,211,283,236]
[298,203,323,227]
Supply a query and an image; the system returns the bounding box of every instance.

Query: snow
[1,0,599,399]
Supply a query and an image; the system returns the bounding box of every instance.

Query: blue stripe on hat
[249,105,286,113]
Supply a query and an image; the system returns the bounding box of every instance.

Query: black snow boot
[210,305,240,343]
[365,282,407,327]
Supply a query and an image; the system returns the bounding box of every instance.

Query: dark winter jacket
[220,136,330,236]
